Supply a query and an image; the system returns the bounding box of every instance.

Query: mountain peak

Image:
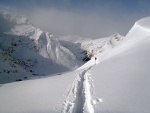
[0,12,29,25]
[0,12,84,83]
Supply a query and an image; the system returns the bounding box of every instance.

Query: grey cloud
[0,5,148,38]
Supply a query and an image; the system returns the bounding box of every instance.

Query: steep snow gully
[62,64,102,113]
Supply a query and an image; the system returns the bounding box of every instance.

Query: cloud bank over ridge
[1,0,150,38]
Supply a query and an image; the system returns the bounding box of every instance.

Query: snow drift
[90,17,150,113]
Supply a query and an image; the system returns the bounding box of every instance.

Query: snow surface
[91,39,150,113]
[0,13,150,113]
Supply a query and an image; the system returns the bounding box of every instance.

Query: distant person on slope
[95,57,97,65]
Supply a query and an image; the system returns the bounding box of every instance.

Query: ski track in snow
[62,66,95,113]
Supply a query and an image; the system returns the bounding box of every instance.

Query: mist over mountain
[0,12,150,113]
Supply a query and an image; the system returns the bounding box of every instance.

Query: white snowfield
[0,13,150,113]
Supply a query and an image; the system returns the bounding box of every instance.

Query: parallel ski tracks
[62,66,95,113]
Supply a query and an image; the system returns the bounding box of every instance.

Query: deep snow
[0,13,150,113]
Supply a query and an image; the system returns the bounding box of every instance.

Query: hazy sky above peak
[1,0,150,38]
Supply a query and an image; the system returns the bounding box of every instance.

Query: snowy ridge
[77,33,124,70]
[91,17,150,63]
[125,19,150,41]
[136,16,150,29]
[89,17,150,113]
[0,12,82,83]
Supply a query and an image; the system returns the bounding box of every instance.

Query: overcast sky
[1,0,150,38]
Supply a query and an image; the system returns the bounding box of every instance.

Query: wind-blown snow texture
[0,13,150,113]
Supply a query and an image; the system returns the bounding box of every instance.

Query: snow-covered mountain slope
[58,33,123,63]
[0,12,85,83]
[57,35,89,62]
[0,30,123,113]
[91,39,150,113]
[0,12,125,84]
[0,70,81,113]
[89,17,150,113]
[102,17,150,60]
[0,13,150,113]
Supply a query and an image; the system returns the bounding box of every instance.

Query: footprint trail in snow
[62,66,101,113]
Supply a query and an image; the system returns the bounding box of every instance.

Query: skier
[95,57,97,65]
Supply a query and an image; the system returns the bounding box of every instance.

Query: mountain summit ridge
[0,12,84,83]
